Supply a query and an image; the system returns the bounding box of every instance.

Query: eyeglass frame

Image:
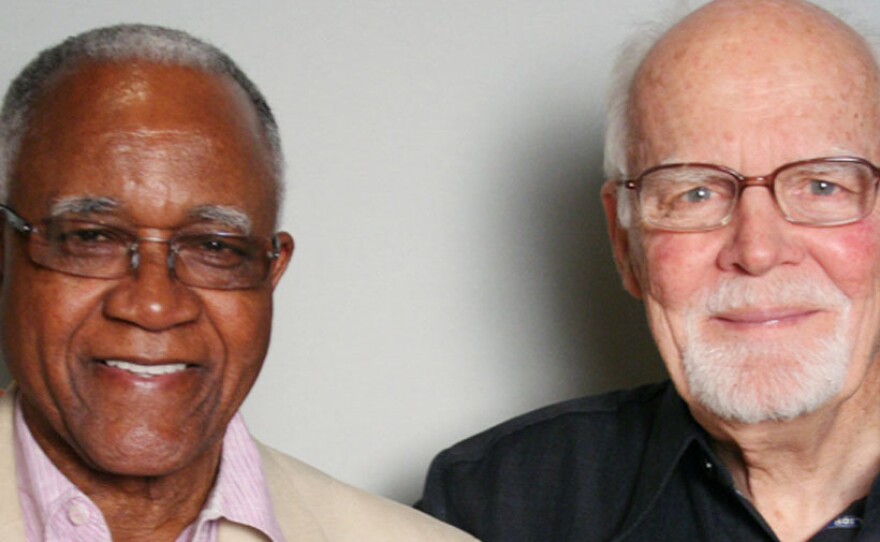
[620,156,880,232]
[0,203,283,290]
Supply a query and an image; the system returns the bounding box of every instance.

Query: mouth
[100,359,190,379]
[713,308,821,327]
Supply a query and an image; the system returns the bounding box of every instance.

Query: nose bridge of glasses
[129,235,177,272]
[734,173,782,214]
[739,173,775,190]
[732,173,788,222]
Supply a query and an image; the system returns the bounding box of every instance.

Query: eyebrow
[49,196,120,217]
[48,197,253,234]
[188,205,252,233]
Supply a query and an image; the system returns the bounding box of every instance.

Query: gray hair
[603,3,692,229]
[0,23,284,212]
[603,0,880,230]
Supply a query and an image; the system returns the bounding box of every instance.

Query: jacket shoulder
[257,443,478,541]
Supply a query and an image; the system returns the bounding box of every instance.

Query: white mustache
[703,276,850,314]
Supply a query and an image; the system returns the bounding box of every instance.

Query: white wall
[0,0,873,504]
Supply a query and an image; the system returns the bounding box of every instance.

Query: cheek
[817,220,880,299]
[202,292,273,394]
[640,232,721,310]
[2,265,104,360]
[0,265,108,413]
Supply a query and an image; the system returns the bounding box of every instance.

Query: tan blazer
[0,390,476,541]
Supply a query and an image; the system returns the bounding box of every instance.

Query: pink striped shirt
[13,393,285,542]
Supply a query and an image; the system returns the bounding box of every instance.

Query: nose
[102,241,201,330]
[716,186,805,275]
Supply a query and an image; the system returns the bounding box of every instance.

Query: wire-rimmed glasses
[0,204,283,290]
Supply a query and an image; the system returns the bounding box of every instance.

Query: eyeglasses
[0,204,282,290]
[621,156,880,232]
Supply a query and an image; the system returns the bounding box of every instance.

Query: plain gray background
[0,0,873,504]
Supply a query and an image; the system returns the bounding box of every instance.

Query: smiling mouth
[102,360,189,378]
[714,308,820,325]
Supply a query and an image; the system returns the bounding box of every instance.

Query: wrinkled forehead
[9,60,279,231]
[627,0,880,171]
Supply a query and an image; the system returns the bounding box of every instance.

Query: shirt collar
[13,390,284,541]
[613,383,880,539]
[196,411,285,541]
[614,382,716,539]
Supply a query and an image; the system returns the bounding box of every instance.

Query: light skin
[602,1,880,540]
[0,60,293,541]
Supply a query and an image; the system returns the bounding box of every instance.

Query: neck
[80,456,220,541]
[694,365,880,542]
[20,404,221,542]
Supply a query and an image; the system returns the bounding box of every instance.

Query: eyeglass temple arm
[0,204,32,234]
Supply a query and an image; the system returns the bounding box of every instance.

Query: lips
[100,359,190,378]
[713,308,820,326]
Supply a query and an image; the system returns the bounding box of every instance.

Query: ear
[268,232,294,290]
[600,180,642,299]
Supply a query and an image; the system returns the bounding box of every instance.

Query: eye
[46,221,128,256]
[808,179,840,196]
[64,228,115,243]
[682,185,714,203]
[178,234,256,269]
[198,237,248,256]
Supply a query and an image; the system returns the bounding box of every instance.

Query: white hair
[603,4,692,229]
[0,24,284,215]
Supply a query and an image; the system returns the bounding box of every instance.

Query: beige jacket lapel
[255,443,329,542]
[0,388,27,541]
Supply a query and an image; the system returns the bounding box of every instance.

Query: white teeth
[104,360,187,378]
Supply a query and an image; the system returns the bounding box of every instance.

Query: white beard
[681,276,852,424]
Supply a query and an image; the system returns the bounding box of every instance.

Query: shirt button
[67,502,90,526]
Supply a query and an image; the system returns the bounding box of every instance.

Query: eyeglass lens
[24,218,276,290]
[634,159,877,230]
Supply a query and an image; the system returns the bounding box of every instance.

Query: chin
[682,334,851,424]
[76,425,217,478]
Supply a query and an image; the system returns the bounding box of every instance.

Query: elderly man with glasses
[0,24,475,542]
[418,1,880,540]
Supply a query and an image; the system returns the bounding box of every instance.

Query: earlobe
[601,180,643,299]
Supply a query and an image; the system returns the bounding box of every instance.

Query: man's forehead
[640,0,875,82]
[627,0,880,170]
[25,60,260,145]
[7,59,278,231]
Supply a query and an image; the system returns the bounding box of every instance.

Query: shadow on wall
[512,109,666,397]
[0,361,9,388]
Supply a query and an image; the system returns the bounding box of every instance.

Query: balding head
[606,0,880,228]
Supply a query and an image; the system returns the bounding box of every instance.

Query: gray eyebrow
[188,205,252,233]
[49,196,120,217]
[48,198,252,234]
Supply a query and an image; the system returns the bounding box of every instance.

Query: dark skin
[0,60,293,540]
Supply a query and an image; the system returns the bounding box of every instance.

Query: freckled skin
[0,61,293,536]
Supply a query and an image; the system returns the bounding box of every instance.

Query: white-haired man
[419,1,880,540]
[0,24,475,542]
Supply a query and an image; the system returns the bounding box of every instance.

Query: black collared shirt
[417,382,880,541]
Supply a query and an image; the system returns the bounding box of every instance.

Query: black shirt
[417,382,880,541]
